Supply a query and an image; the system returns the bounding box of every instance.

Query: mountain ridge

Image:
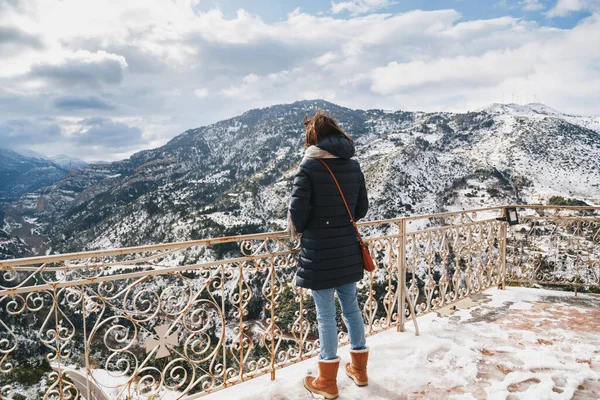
[0,148,68,205]
[48,154,88,170]
[1,99,599,259]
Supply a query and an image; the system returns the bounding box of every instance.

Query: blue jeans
[311,282,367,360]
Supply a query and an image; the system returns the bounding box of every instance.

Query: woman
[288,110,369,399]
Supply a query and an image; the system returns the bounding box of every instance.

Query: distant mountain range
[0,148,66,205]
[0,149,87,204]
[1,100,599,259]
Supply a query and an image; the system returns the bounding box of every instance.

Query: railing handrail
[0,230,291,268]
[0,249,300,297]
[512,204,600,210]
[2,204,598,269]
[355,205,505,226]
[2,206,504,268]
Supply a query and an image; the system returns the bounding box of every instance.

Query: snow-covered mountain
[482,102,572,117]
[2,100,599,255]
[0,148,67,205]
[0,150,86,212]
[49,154,88,170]
[483,102,600,133]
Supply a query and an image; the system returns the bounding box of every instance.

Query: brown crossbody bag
[317,159,376,273]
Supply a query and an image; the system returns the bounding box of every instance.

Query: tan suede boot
[345,347,369,386]
[303,357,340,399]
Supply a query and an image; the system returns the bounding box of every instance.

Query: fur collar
[303,145,338,159]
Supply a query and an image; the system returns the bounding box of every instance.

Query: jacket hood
[315,135,355,160]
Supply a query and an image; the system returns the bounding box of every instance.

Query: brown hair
[304,109,353,148]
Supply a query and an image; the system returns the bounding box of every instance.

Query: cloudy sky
[1,0,599,161]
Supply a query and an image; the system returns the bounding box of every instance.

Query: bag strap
[316,159,365,243]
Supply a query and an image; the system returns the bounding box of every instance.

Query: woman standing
[288,110,370,399]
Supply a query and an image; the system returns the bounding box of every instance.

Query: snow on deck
[204,287,600,400]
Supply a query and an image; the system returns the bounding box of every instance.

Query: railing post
[298,288,304,360]
[397,219,406,332]
[221,264,228,387]
[269,254,276,381]
[81,285,92,400]
[500,221,508,290]
[237,263,245,382]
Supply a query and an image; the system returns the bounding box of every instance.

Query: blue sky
[0,0,599,161]
[195,0,591,27]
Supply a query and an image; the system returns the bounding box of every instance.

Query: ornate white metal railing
[505,206,600,292]
[0,205,597,399]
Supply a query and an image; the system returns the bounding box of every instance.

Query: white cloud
[314,52,338,66]
[221,69,306,101]
[194,88,209,98]
[547,0,598,17]
[331,0,396,15]
[370,50,534,95]
[520,0,545,11]
[242,73,260,84]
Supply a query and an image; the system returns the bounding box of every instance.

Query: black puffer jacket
[289,135,369,290]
